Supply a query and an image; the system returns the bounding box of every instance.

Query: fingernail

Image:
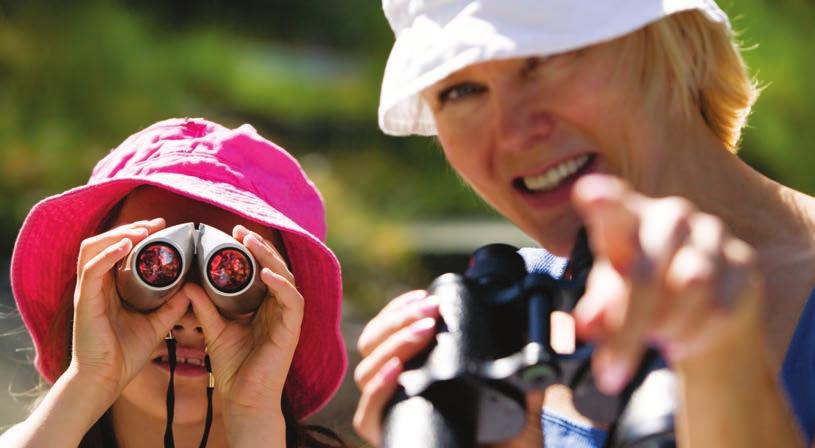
[410,317,437,335]
[415,297,440,316]
[379,357,402,383]
[599,360,630,394]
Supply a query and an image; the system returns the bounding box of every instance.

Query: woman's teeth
[157,356,205,367]
[522,154,591,192]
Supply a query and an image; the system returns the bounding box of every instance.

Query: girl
[3,118,347,447]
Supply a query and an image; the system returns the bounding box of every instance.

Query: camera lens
[136,243,182,287]
[207,249,252,293]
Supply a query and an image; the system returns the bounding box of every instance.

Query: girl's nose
[171,304,203,337]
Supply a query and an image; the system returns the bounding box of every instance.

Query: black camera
[381,231,676,447]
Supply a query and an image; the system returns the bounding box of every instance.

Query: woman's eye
[437,83,485,104]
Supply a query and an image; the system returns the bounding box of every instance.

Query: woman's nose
[494,87,555,153]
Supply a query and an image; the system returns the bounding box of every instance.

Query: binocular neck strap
[162,334,216,448]
[164,332,177,448]
[199,351,214,448]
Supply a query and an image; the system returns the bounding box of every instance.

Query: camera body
[115,222,267,318]
[382,233,676,447]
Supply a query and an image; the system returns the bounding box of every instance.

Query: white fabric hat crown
[379,0,730,136]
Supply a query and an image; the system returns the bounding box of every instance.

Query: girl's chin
[117,393,215,425]
[117,371,216,423]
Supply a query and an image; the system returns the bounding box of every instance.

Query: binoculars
[114,222,267,318]
[382,231,676,447]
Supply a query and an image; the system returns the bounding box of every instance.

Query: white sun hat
[379,0,730,136]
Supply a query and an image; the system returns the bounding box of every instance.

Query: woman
[2,118,346,447]
[354,1,814,446]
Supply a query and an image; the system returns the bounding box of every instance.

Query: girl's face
[108,186,283,425]
[422,37,676,255]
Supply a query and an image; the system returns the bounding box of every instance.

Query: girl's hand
[185,224,303,443]
[71,217,191,399]
[571,175,764,394]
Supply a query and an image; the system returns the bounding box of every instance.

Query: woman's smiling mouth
[514,154,596,194]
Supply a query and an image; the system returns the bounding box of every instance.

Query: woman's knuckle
[725,238,757,267]
[663,196,694,216]
[357,336,371,356]
[353,365,367,388]
[358,320,384,353]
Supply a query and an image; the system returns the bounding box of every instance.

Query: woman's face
[108,186,283,425]
[423,37,675,255]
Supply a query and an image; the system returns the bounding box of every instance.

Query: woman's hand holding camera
[71,217,191,400]
[352,289,441,444]
[185,224,304,446]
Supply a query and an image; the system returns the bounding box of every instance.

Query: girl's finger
[234,225,294,284]
[185,283,228,346]
[146,289,192,342]
[75,238,133,310]
[259,268,304,337]
[77,227,147,272]
[354,317,436,389]
[353,357,403,446]
[357,295,439,357]
[76,218,165,270]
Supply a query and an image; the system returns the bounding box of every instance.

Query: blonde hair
[622,10,759,152]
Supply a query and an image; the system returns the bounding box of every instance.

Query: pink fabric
[10,118,346,420]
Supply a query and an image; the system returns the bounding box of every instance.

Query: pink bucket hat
[10,117,346,419]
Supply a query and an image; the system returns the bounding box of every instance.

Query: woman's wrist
[675,315,805,446]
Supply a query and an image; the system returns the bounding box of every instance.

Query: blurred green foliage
[0,0,812,313]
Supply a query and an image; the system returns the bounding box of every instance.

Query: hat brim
[379,0,729,136]
[11,173,346,419]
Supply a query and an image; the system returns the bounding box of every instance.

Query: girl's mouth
[153,355,208,377]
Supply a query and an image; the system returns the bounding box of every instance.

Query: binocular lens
[207,249,252,293]
[136,243,182,287]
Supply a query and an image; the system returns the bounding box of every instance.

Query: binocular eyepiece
[115,222,267,318]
